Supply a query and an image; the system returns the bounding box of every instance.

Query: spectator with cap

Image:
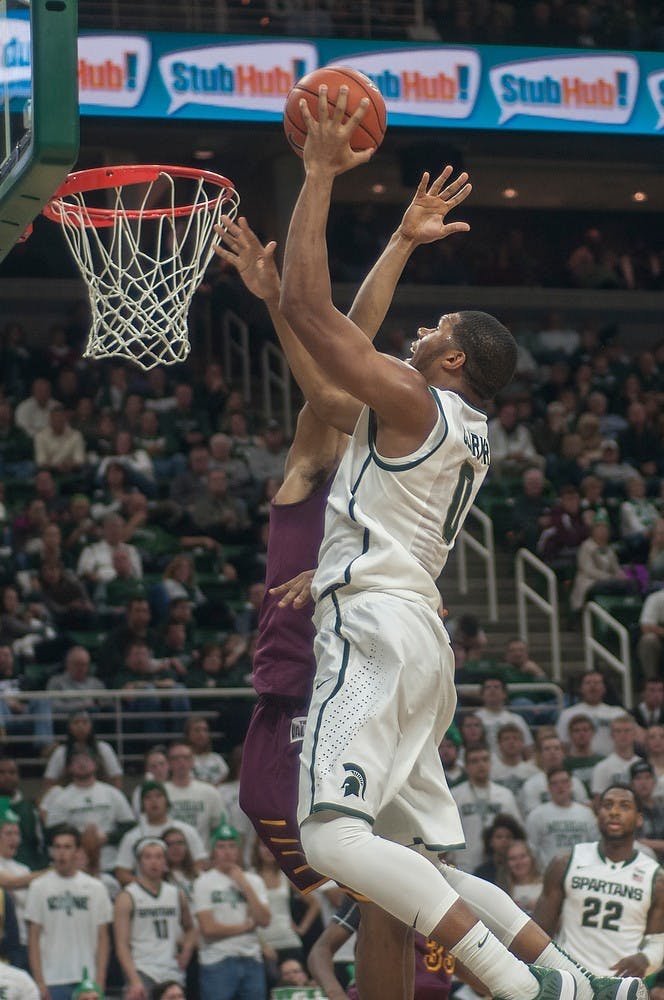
[193,822,270,999]
[0,805,47,969]
[631,759,664,861]
[0,755,46,870]
[114,781,207,887]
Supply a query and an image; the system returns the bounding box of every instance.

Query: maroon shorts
[239,694,327,893]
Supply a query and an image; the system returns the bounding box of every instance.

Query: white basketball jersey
[126,880,182,983]
[556,842,660,975]
[312,389,489,610]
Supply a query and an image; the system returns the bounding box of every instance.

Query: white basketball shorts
[297,590,465,853]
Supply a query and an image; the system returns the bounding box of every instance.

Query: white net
[47,168,240,370]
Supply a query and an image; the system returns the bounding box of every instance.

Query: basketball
[283,66,387,158]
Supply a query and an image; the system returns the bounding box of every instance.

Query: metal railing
[515,548,561,683]
[261,341,294,436]
[222,309,252,403]
[456,682,565,724]
[456,505,498,624]
[4,687,257,769]
[582,601,633,709]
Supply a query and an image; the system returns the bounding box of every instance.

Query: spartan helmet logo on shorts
[341,762,367,800]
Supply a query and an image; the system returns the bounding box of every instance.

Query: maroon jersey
[252,474,332,700]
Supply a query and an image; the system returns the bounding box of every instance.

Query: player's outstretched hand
[610,954,648,978]
[398,167,471,246]
[269,569,315,610]
[214,215,280,303]
[300,85,375,177]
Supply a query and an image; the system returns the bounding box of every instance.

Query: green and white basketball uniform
[556,841,660,975]
[126,880,183,984]
[300,391,489,849]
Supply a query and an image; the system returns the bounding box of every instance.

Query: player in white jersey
[535,784,664,982]
[277,85,579,1000]
[0,962,40,1000]
[114,838,195,998]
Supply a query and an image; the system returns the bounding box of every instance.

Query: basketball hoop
[43,164,240,370]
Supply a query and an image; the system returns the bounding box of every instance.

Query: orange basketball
[284,66,387,158]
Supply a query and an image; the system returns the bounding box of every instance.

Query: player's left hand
[398,167,471,246]
[214,215,280,303]
[301,85,375,177]
[610,954,649,978]
[269,569,315,610]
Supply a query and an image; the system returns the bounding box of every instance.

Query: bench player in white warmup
[277,84,651,1000]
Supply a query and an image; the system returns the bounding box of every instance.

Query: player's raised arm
[281,86,452,441]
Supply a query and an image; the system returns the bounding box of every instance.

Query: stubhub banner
[5,12,664,134]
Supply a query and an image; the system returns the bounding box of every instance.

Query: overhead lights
[501,187,518,200]
[193,149,214,161]
[632,191,648,203]
[371,183,387,194]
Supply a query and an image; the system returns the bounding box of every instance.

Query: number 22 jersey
[556,841,660,976]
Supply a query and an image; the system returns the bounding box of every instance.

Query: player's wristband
[639,933,664,975]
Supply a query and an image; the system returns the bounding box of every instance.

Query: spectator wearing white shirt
[518,734,588,815]
[590,714,642,805]
[450,744,522,873]
[487,400,544,481]
[490,723,538,799]
[46,646,107,716]
[33,405,86,474]
[14,379,57,439]
[165,741,225,846]
[43,749,135,873]
[475,676,534,758]
[185,717,229,787]
[555,670,626,755]
[193,823,270,998]
[77,514,142,585]
[0,807,46,967]
[115,781,207,887]
[525,767,599,869]
[26,824,112,1000]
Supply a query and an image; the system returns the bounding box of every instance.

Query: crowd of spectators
[0,294,660,996]
[84,0,664,50]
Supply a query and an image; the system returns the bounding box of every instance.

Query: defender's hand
[214,215,280,303]
[301,85,375,177]
[269,569,315,609]
[398,167,471,246]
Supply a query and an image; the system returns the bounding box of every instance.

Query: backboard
[0,0,79,263]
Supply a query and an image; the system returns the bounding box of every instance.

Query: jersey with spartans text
[125,880,183,983]
[556,841,660,975]
[312,390,489,611]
